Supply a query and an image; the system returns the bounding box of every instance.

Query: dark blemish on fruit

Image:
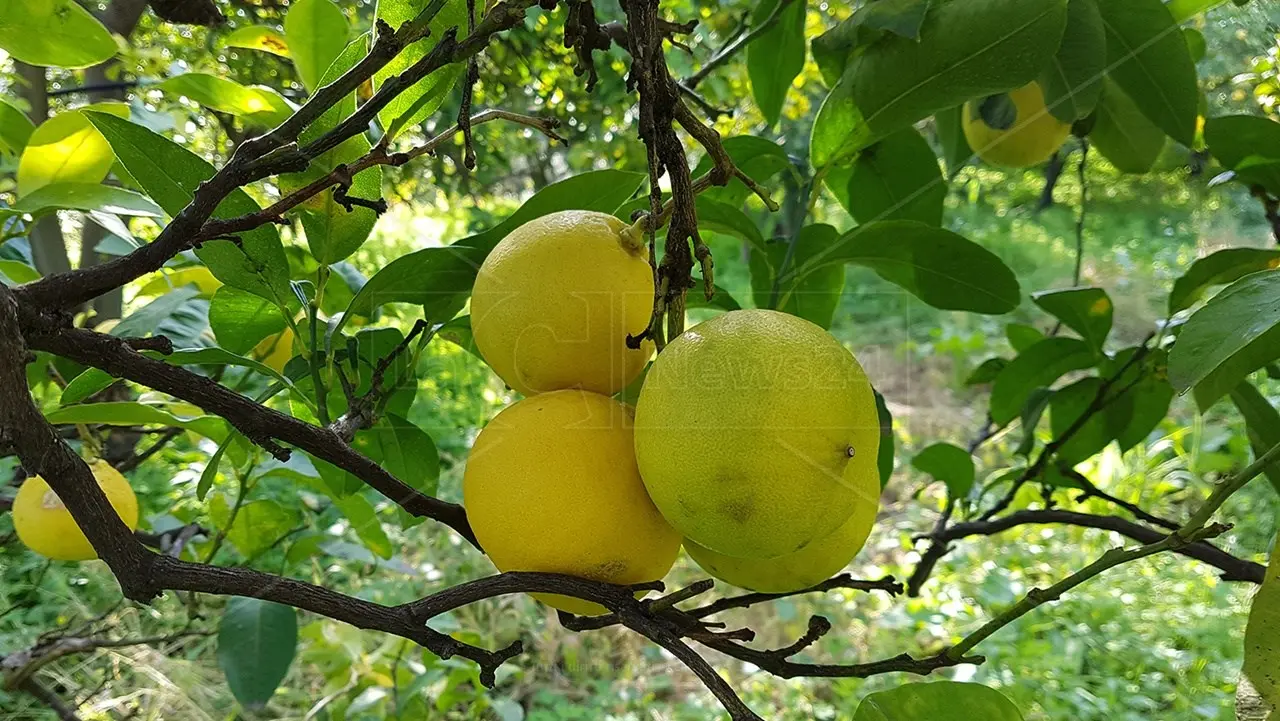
[719,497,754,524]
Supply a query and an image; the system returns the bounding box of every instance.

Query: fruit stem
[619,216,652,254]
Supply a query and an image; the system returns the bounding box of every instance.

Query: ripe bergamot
[463,389,681,615]
[13,460,140,561]
[470,210,654,397]
[962,82,1071,168]
[633,309,880,560]
[685,459,880,592]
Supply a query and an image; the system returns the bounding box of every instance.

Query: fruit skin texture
[463,390,681,615]
[962,82,1071,168]
[13,460,140,561]
[470,210,654,397]
[685,456,881,593]
[634,309,880,560]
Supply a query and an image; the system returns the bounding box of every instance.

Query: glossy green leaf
[158,74,293,127]
[438,314,482,360]
[1032,287,1113,352]
[197,433,237,501]
[1229,381,1280,494]
[1104,347,1174,453]
[693,197,767,255]
[217,598,298,710]
[60,368,118,406]
[1049,377,1123,463]
[1204,115,1280,196]
[746,0,807,127]
[1090,78,1166,174]
[0,0,117,69]
[783,220,1022,315]
[13,182,163,218]
[966,357,1008,385]
[812,0,935,87]
[853,682,1024,720]
[209,286,289,355]
[17,103,128,197]
[165,348,307,400]
[692,135,794,208]
[44,401,228,441]
[874,389,895,488]
[222,25,290,56]
[375,0,469,138]
[285,0,350,91]
[1038,0,1105,122]
[318,414,440,501]
[86,112,291,301]
[1096,0,1199,146]
[911,442,975,497]
[1168,270,1280,410]
[751,225,847,328]
[334,494,393,559]
[1169,247,1280,315]
[1243,537,1280,711]
[1006,323,1045,353]
[0,98,35,156]
[110,285,203,339]
[834,127,945,225]
[990,337,1097,425]
[343,169,645,321]
[811,0,1068,167]
[1166,0,1232,23]
[0,260,41,286]
[934,105,972,178]
[1016,387,1053,457]
[222,500,300,558]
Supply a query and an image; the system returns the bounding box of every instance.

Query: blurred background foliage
[3,0,1280,719]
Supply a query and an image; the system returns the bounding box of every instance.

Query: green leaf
[874,389,895,488]
[990,337,1097,425]
[911,442,975,497]
[1107,348,1173,452]
[693,196,767,255]
[783,220,1021,315]
[197,433,238,501]
[285,0,350,92]
[111,285,203,339]
[157,74,293,127]
[1049,377,1123,463]
[0,260,41,286]
[343,169,646,321]
[209,286,289,355]
[1229,381,1280,495]
[751,225,847,328]
[44,401,228,441]
[334,494,393,559]
[1183,27,1206,63]
[222,25,290,56]
[686,280,743,313]
[1166,0,1232,23]
[1032,287,1113,352]
[1168,270,1280,410]
[1006,323,1045,352]
[830,127,945,225]
[1244,537,1280,710]
[1038,0,1105,122]
[375,0,469,138]
[853,681,1024,721]
[17,103,128,197]
[318,414,440,502]
[966,357,1008,385]
[0,98,35,156]
[217,598,298,710]
[438,314,482,360]
[222,500,300,558]
[1096,0,1199,146]
[1204,115,1280,196]
[13,182,163,218]
[934,105,973,178]
[1090,78,1166,174]
[61,368,118,406]
[811,0,933,87]
[0,0,117,69]
[691,135,794,208]
[1169,247,1280,315]
[86,112,291,301]
[1016,387,1053,457]
[165,348,309,401]
[812,0,1068,167]
[747,0,807,127]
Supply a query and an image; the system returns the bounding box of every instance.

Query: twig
[689,575,904,618]
[17,678,82,721]
[114,426,184,473]
[1072,139,1089,286]
[684,0,799,90]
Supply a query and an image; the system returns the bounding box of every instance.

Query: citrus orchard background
[2,0,1280,720]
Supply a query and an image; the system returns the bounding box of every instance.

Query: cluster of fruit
[464,210,882,615]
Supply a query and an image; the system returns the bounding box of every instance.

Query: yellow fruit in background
[470,210,654,397]
[13,460,139,561]
[463,390,680,616]
[962,82,1071,168]
[254,327,296,374]
[685,459,881,592]
[138,266,222,297]
[634,309,879,560]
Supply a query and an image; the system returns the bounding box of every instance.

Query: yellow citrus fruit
[13,460,139,561]
[685,459,880,592]
[634,309,879,560]
[463,390,681,615]
[138,266,222,297]
[470,210,654,397]
[962,82,1071,168]
[253,327,296,374]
